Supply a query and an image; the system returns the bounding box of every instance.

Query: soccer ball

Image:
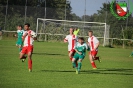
[31,32,37,38]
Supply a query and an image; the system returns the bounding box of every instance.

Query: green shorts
[16,40,23,46]
[73,53,85,60]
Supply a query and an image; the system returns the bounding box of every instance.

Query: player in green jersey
[15,25,24,52]
[129,40,133,57]
[72,37,89,74]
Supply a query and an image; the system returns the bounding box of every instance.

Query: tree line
[0,0,133,40]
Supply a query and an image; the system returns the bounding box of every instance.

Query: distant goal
[36,18,110,46]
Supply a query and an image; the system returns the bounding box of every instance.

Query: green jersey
[75,42,88,56]
[16,30,24,45]
[17,30,24,41]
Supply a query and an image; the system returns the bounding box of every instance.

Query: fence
[0,3,133,48]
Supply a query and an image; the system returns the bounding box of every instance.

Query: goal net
[36,18,110,46]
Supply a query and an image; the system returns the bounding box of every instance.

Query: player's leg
[16,41,22,53]
[18,41,23,52]
[69,51,78,67]
[89,52,97,69]
[19,52,27,62]
[69,51,74,61]
[92,51,101,63]
[72,58,76,68]
[18,45,22,52]
[27,52,32,72]
[27,46,33,72]
[19,46,27,62]
[77,59,82,74]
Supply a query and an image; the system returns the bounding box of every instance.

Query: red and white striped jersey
[64,34,77,51]
[88,36,99,51]
[23,30,35,46]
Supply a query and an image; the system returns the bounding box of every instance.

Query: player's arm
[64,35,68,43]
[14,33,17,37]
[64,39,68,43]
[74,44,82,55]
[75,48,82,55]
[94,37,100,50]
[85,43,90,51]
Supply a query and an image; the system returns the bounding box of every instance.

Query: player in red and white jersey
[64,28,78,64]
[19,23,36,72]
[88,30,100,69]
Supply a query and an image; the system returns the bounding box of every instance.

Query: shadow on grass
[33,52,66,56]
[41,70,75,73]
[81,68,133,75]
[41,68,133,75]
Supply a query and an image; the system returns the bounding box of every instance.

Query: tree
[0,0,73,30]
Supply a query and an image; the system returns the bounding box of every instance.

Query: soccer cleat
[129,55,132,57]
[29,69,32,72]
[76,69,79,74]
[21,56,27,62]
[93,68,97,70]
[22,59,25,62]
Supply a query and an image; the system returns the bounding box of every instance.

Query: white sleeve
[94,37,99,44]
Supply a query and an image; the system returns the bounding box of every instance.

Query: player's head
[17,25,22,30]
[78,37,84,44]
[24,23,30,30]
[88,30,93,37]
[69,28,74,35]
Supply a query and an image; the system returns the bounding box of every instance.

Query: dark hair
[18,25,23,28]
[88,30,93,33]
[78,37,84,41]
[70,28,74,32]
[25,23,30,27]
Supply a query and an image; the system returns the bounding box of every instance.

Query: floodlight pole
[4,0,8,30]
[65,0,67,20]
[45,0,46,19]
[83,0,86,35]
[105,0,107,23]
[64,0,67,31]
[24,0,27,24]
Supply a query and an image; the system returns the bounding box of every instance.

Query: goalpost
[36,18,109,46]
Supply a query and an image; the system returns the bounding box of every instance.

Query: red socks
[91,62,97,68]
[28,59,32,70]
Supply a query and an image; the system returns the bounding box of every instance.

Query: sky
[70,0,133,17]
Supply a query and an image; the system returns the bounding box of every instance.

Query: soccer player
[19,23,36,72]
[0,27,2,40]
[64,28,78,65]
[72,37,89,74]
[129,51,133,57]
[15,25,24,52]
[129,40,133,57]
[88,30,100,69]
[74,28,80,36]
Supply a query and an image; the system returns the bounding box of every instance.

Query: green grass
[0,40,133,88]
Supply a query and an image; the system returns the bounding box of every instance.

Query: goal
[36,18,110,46]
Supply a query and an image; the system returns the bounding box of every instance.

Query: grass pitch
[0,40,133,88]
